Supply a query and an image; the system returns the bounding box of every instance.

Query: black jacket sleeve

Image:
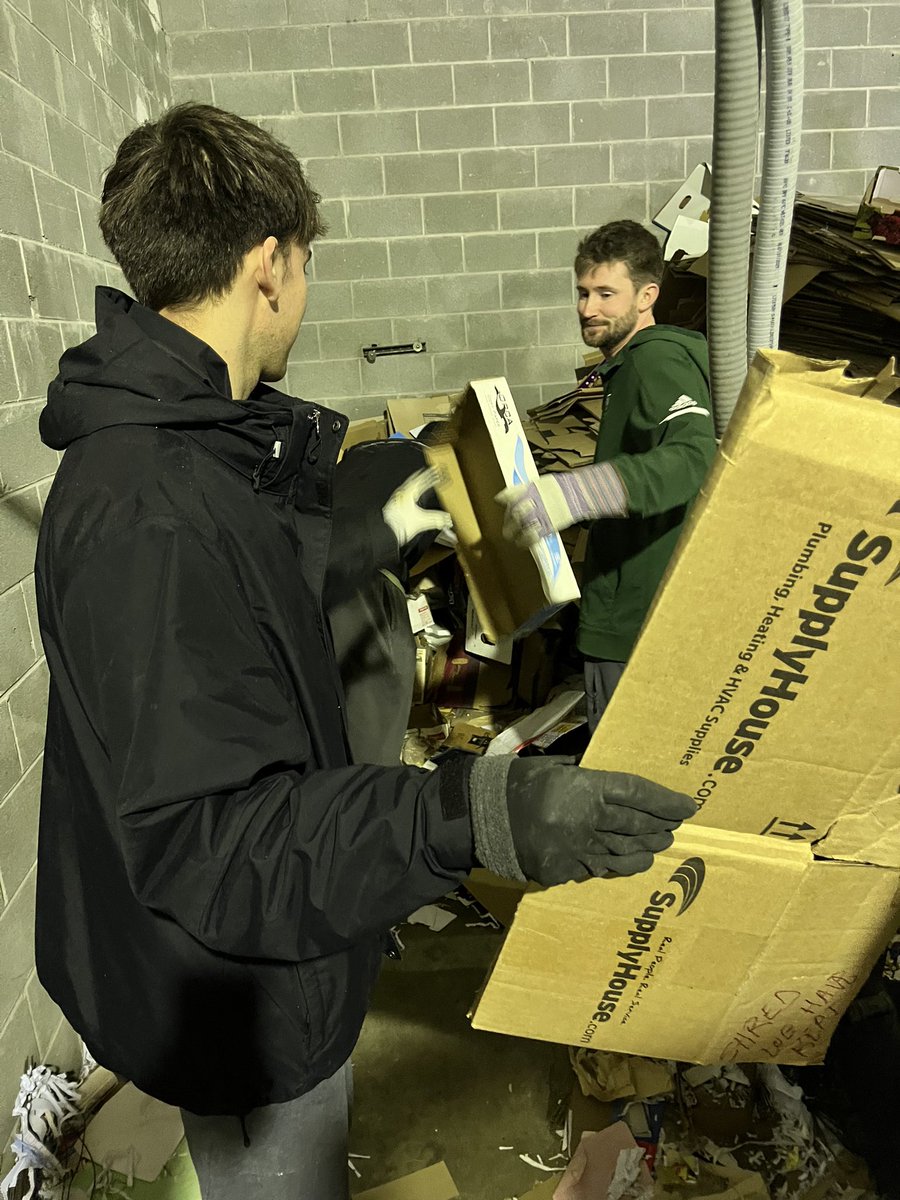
[61,517,475,963]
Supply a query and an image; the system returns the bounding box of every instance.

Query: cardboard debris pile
[522,374,603,474]
[339,391,459,460]
[342,371,602,777]
[779,185,900,372]
[558,1052,879,1200]
[473,348,900,1067]
[401,602,587,771]
[356,1052,882,1200]
[343,376,590,772]
[657,168,900,375]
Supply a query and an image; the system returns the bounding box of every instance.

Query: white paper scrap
[485,690,585,757]
[406,904,457,932]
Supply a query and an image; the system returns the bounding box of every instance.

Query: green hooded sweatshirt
[577,324,715,662]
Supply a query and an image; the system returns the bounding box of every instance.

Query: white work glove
[496,463,629,547]
[382,466,453,550]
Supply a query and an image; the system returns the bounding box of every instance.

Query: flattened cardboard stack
[658,181,900,375]
[473,349,900,1065]
[780,192,900,373]
[524,374,603,474]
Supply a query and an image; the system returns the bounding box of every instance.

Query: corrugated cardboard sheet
[426,377,580,640]
[473,349,900,1064]
[386,393,458,436]
[356,1162,459,1200]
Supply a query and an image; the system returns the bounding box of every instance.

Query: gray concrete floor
[350,896,570,1199]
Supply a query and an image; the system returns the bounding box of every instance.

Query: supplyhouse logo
[668,856,705,915]
[886,500,900,585]
[580,858,706,1040]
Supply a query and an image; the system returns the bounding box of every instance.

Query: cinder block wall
[166,0,899,417]
[0,0,169,1168]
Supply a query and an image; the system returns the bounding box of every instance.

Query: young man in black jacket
[34,105,695,1199]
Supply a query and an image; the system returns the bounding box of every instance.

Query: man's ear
[255,236,282,301]
[640,281,660,313]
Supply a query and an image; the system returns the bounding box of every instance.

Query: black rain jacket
[34,289,475,1115]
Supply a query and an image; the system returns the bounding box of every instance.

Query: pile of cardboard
[351,1050,880,1200]
[402,571,584,768]
[523,375,603,474]
[558,1054,877,1200]
[656,169,900,376]
[778,188,900,372]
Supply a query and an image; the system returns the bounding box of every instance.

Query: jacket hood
[39,288,330,490]
[616,324,709,376]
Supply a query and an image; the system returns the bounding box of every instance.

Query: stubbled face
[576,259,642,355]
[258,242,310,383]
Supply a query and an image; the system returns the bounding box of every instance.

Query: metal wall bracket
[362,341,426,364]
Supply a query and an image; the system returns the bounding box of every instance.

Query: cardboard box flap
[518,1181,557,1200]
[707,848,900,1066]
[582,349,900,842]
[427,440,518,641]
[814,791,900,868]
[472,826,900,1065]
[860,355,899,402]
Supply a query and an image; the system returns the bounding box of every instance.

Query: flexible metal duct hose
[708,0,761,437]
[748,0,805,360]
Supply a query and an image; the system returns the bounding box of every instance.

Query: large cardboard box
[472,350,900,1064]
[427,378,580,640]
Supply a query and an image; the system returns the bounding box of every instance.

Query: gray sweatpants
[180,1060,353,1200]
[583,659,627,734]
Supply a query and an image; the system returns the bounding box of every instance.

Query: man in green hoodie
[499,220,715,730]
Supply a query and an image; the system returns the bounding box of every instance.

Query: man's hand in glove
[496,462,629,547]
[469,755,696,888]
[382,466,453,551]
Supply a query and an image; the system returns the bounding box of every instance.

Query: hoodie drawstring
[251,438,283,493]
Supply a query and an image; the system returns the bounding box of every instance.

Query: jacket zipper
[307,408,321,464]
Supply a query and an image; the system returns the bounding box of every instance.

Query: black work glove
[469,755,696,888]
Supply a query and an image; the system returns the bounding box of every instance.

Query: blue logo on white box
[512,436,562,582]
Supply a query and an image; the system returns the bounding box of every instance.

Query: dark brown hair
[100,103,325,310]
[574,220,663,288]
